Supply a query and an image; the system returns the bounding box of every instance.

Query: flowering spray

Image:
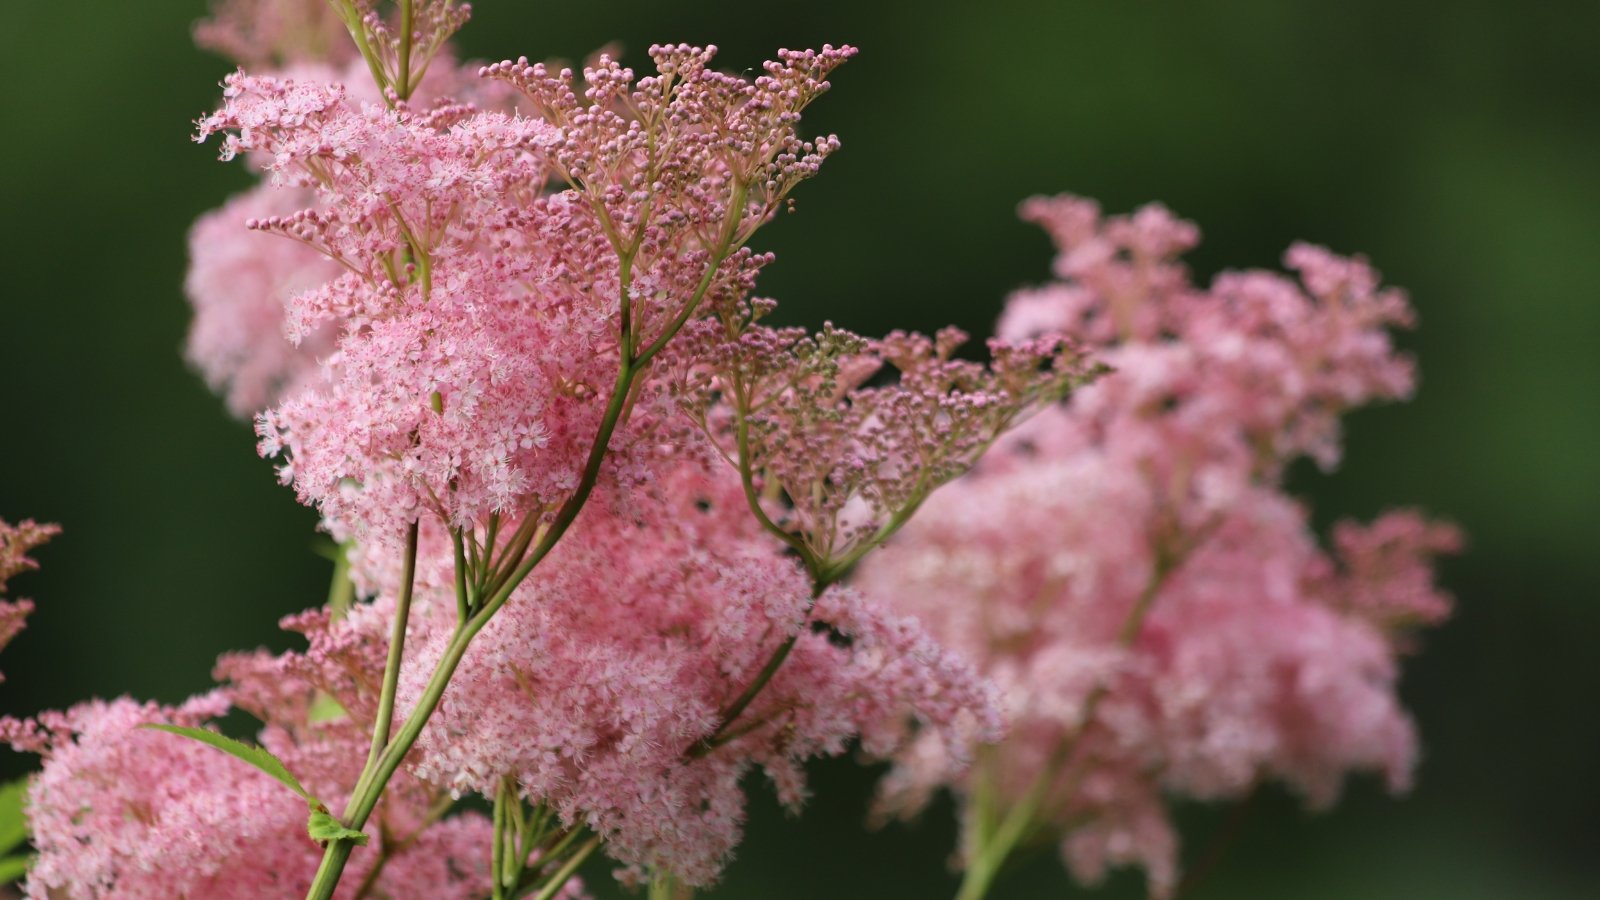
[0,3,1455,899]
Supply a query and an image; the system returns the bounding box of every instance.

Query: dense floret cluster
[860,197,1458,896]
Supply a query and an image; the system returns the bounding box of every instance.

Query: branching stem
[304,179,747,898]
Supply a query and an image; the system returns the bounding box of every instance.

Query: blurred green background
[2,1,1596,897]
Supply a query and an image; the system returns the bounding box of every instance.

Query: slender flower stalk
[359,521,419,783]
[529,836,601,900]
[954,554,1178,900]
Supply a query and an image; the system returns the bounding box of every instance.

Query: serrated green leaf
[0,853,30,883]
[141,725,312,802]
[0,778,28,855]
[307,809,368,846]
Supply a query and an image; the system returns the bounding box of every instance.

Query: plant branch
[953,548,1183,900]
[362,520,419,783]
[304,184,749,899]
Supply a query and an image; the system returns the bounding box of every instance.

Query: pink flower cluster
[672,309,1100,576]
[271,459,999,887]
[859,196,1460,895]
[0,549,530,900]
[194,0,356,70]
[171,16,1012,892]
[185,186,344,416]
[0,694,513,900]
[0,518,58,679]
[189,42,862,553]
[1,1,1451,895]
[184,3,517,422]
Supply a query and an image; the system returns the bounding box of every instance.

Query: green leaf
[0,778,28,855]
[141,725,311,802]
[306,809,368,846]
[0,853,30,883]
[307,692,349,724]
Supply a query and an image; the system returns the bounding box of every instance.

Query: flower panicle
[858,195,1459,897]
[674,317,1101,574]
[0,517,60,681]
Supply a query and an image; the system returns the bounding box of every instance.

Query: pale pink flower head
[2,676,506,899]
[197,45,857,547]
[1193,242,1419,469]
[197,72,583,541]
[185,184,343,417]
[195,0,356,69]
[183,43,526,420]
[1003,195,1200,345]
[1312,509,1463,633]
[1004,195,1421,475]
[861,195,1457,895]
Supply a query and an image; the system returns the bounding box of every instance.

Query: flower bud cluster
[0,518,57,678]
[674,313,1102,574]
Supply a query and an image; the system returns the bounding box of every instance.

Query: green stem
[649,873,693,900]
[330,0,392,101]
[952,551,1181,900]
[305,335,648,899]
[306,176,747,900]
[350,829,389,899]
[362,520,419,783]
[307,840,357,900]
[308,523,420,900]
[452,525,471,620]
[492,779,510,900]
[526,835,601,900]
[535,826,585,870]
[692,580,826,756]
[508,790,531,886]
[952,753,1053,900]
[327,540,355,620]
[493,777,533,899]
[396,0,414,99]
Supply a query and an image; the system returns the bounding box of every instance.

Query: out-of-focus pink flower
[195,0,356,70]
[185,185,342,417]
[0,518,58,678]
[861,195,1458,896]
